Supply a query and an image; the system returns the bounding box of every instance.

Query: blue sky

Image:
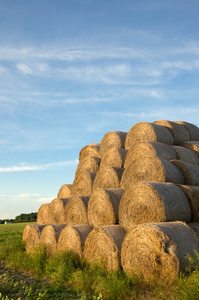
[1,0,199,219]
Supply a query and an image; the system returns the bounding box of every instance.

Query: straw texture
[172,146,199,165]
[72,170,96,196]
[23,224,33,243]
[99,131,127,157]
[175,121,199,140]
[100,147,127,168]
[93,166,124,190]
[178,185,199,221]
[79,143,100,162]
[40,224,66,253]
[180,141,199,157]
[64,195,89,225]
[37,203,51,225]
[25,225,45,253]
[57,184,72,198]
[49,198,70,224]
[171,160,199,185]
[75,156,101,178]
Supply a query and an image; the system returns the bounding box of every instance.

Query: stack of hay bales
[24,120,199,284]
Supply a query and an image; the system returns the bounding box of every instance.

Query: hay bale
[49,198,70,224]
[100,147,128,168]
[23,224,33,243]
[121,222,199,285]
[93,166,124,190]
[88,188,124,228]
[188,223,199,238]
[64,196,89,225]
[84,225,126,271]
[40,224,66,253]
[172,146,199,165]
[180,141,199,157]
[58,224,93,259]
[79,143,100,162]
[57,184,72,198]
[121,155,185,190]
[153,120,190,144]
[171,160,199,185]
[125,122,174,149]
[37,203,51,225]
[178,185,199,222]
[119,182,191,230]
[124,141,177,168]
[25,225,45,253]
[100,131,127,157]
[75,156,101,178]
[175,121,199,140]
[72,170,96,196]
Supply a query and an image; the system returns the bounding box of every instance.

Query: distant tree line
[0,212,37,224]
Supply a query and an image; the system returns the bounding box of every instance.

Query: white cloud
[35,197,55,203]
[16,63,32,75]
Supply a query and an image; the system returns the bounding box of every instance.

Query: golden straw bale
[40,224,66,254]
[58,224,93,259]
[84,225,126,271]
[171,160,199,185]
[153,120,190,144]
[119,182,191,230]
[72,170,96,196]
[64,196,89,225]
[172,146,199,165]
[23,224,33,243]
[100,147,128,168]
[75,156,101,178]
[125,122,174,149]
[124,141,177,168]
[121,222,199,285]
[57,184,72,198]
[121,154,185,190]
[49,198,70,224]
[88,188,124,228]
[25,225,45,253]
[79,143,100,162]
[37,203,51,225]
[175,121,199,140]
[93,166,124,190]
[180,141,199,157]
[99,131,127,157]
[178,185,199,222]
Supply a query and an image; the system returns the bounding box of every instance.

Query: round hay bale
[93,166,124,190]
[100,131,127,158]
[25,225,45,253]
[125,122,174,150]
[188,223,199,238]
[57,184,72,198]
[124,141,177,169]
[100,147,128,168]
[121,222,199,285]
[88,188,124,228]
[49,198,70,224]
[40,224,66,254]
[58,224,93,259]
[172,146,199,165]
[75,156,101,178]
[178,185,199,222]
[72,170,96,196]
[121,155,185,190]
[37,203,51,225]
[64,196,89,225]
[180,141,199,157]
[153,120,190,144]
[23,224,33,243]
[84,225,126,271]
[79,143,100,162]
[175,121,199,140]
[119,181,191,230]
[171,160,199,185]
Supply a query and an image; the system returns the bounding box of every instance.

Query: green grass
[1,223,199,299]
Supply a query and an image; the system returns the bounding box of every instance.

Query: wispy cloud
[16,63,32,75]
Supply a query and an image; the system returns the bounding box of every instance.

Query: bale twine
[125,122,174,150]
[84,225,126,271]
[64,196,89,225]
[58,224,93,259]
[93,166,124,190]
[178,185,199,222]
[119,181,191,231]
[88,188,124,228]
[175,121,199,140]
[79,143,100,162]
[49,198,70,224]
[172,146,199,165]
[121,222,199,285]
[75,156,101,178]
[57,184,72,198]
[37,203,51,225]
[100,147,127,168]
[171,160,199,185]
[25,225,45,253]
[99,131,127,158]
[180,141,199,157]
[121,155,185,190]
[124,141,177,169]
[40,224,66,253]
[72,170,96,196]
[153,120,190,144]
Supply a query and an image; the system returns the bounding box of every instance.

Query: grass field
[1,223,199,299]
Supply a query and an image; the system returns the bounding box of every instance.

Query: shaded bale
[180,141,199,157]
[49,198,70,224]
[25,225,45,253]
[79,143,100,162]
[84,225,126,271]
[124,141,177,169]
[57,184,72,198]
[121,154,185,190]
[75,156,101,178]
[40,224,66,253]
[153,120,190,144]
[101,147,128,168]
[58,224,93,259]
[37,203,51,225]
[88,188,124,228]
[125,122,174,150]
[64,195,89,225]
[93,166,124,190]
[188,223,199,238]
[175,121,199,140]
[172,146,199,165]
[100,131,127,158]
[119,181,191,231]
[171,160,199,185]
[72,170,96,196]
[121,222,199,285]
[178,185,199,222]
